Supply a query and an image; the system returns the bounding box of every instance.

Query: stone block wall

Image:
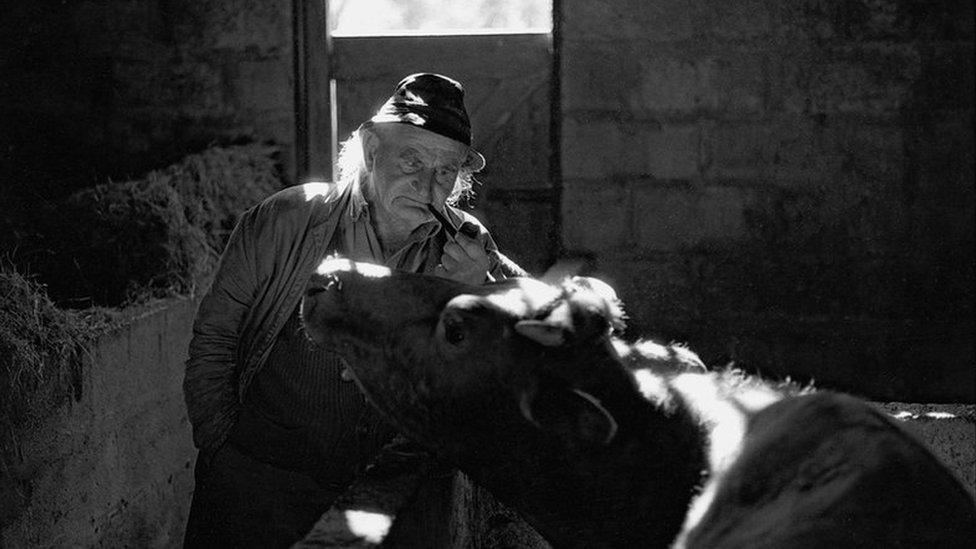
[0,0,295,205]
[559,0,975,402]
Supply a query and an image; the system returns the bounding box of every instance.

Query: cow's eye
[443,319,466,345]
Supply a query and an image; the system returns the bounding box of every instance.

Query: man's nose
[411,169,437,201]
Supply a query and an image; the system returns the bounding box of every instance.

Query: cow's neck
[667,370,786,474]
[453,362,709,548]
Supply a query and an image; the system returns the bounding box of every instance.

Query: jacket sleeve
[183,205,260,457]
[485,239,530,280]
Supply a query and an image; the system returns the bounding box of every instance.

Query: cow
[300,257,976,548]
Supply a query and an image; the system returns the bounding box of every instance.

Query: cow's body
[301,258,975,548]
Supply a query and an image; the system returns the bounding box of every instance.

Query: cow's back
[681,392,976,548]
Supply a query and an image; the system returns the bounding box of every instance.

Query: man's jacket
[183,181,515,457]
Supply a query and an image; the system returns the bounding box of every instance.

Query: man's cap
[364,73,485,171]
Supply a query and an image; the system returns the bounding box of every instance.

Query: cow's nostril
[306,274,342,298]
[306,286,328,298]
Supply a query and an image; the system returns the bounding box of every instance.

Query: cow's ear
[514,301,573,346]
[570,276,619,303]
[519,387,619,445]
[569,276,627,334]
[514,320,565,346]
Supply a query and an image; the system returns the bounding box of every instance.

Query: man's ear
[361,127,380,168]
[519,386,619,445]
[461,150,482,172]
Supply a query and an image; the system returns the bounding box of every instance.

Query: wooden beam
[294,0,333,183]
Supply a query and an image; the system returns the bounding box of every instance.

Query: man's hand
[433,222,491,285]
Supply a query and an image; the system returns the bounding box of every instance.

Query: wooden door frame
[293,0,333,183]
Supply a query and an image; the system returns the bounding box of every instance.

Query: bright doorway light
[330,0,552,36]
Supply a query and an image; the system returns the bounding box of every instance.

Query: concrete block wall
[0,298,198,548]
[559,0,975,402]
[0,0,295,204]
[874,403,976,497]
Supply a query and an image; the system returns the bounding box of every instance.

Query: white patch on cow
[672,374,748,472]
[354,262,391,278]
[343,510,393,543]
[624,340,706,376]
[632,340,670,362]
[612,338,632,359]
[732,389,781,414]
[634,368,669,401]
[485,281,561,318]
[678,476,720,546]
[670,345,707,371]
[316,257,391,278]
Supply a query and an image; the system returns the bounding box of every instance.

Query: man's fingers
[432,264,450,279]
[440,252,460,271]
[437,222,491,284]
[458,221,480,239]
[447,233,489,261]
[442,240,464,259]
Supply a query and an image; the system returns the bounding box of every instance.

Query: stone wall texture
[559,0,975,402]
[0,0,295,205]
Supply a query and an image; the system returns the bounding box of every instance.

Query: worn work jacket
[183,181,516,457]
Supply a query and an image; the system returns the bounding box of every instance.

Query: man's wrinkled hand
[433,222,490,285]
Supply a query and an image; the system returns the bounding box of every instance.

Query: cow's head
[300,257,636,460]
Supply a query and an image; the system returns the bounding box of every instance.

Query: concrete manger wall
[1,298,199,548]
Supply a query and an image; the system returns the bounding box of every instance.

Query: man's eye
[399,154,423,173]
[436,166,458,186]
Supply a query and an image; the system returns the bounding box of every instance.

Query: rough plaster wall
[559,0,975,402]
[0,298,198,547]
[0,0,295,205]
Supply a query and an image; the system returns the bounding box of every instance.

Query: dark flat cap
[364,73,485,170]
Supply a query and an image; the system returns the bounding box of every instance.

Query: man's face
[364,123,469,233]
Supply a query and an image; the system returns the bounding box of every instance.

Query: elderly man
[182,73,524,547]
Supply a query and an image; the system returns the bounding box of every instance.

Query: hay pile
[168,143,283,253]
[1,142,281,444]
[38,178,210,306]
[0,270,87,432]
[26,143,281,307]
